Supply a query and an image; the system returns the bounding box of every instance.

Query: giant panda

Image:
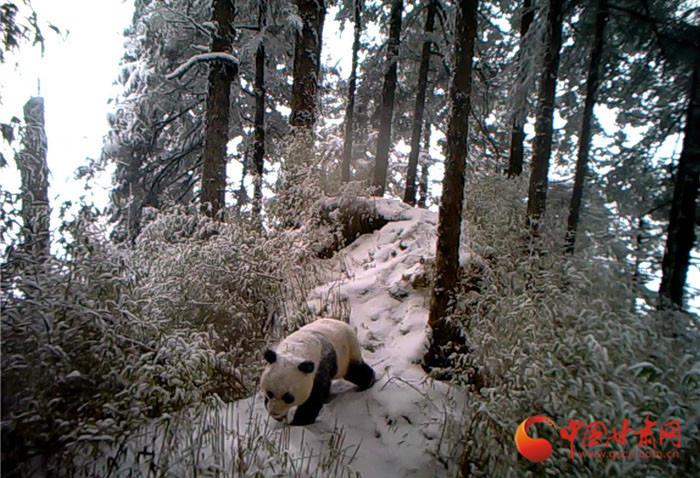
[260,318,375,426]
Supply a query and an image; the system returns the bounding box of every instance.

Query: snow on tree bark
[201,0,237,219]
[371,0,403,197]
[565,0,608,254]
[290,0,326,129]
[15,96,50,260]
[526,0,563,232]
[507,0,534,177]
[404,0,436,206]
[658,60,700,310]
[341,0,363,183]
[425,0,478,366]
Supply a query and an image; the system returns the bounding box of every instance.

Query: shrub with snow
[1,204,307,472]
[450,174,699,477]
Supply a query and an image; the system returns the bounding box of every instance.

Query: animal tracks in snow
[299,199,465,477]
[228,199,466,478]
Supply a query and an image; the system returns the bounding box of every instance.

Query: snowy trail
[232,199,465,477]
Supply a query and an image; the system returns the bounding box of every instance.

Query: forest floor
[95,199,468,477]
[226,199,468,477]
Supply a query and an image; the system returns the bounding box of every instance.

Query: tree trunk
[564,0,607,254]
[290,0,326,129]
[235,148,250,211]
[252,0,266,221]
[371,0,403,197]
[341,0,363,183]
[404,0,437,205]
[125,152,149,243]
[526,0,564,232]
[201,0,236,219]
[507,0,534,177]
[425,0,478,366]
[633,216,645,285]
[16,97,50,260]
[418,120,432,208]
[658,61,700,311]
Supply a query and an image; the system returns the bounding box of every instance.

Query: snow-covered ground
[91,198,467,477]
[224,199,467,477]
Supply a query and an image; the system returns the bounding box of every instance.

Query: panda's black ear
[298,361,315,373]
[264,349,277,363]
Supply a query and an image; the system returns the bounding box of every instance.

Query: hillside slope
[88,192,699,478]
[232,199,466,477]
[93,198,467,477]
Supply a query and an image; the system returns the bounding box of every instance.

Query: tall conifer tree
[252,0,267,221]
[290,0,326,130]
[659,61,700,310]
[404,0,436,205]
[526,0,564,231]
[507,0,534,177]
[372,0,403,197]
[565,0,608,253]
[426,0,478,366]
[201,0,237,219]
[341,0,363,183]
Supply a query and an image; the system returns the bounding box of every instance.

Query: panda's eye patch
[266,391,274,399]
[282,393,294,404]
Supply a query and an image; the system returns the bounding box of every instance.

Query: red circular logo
[514,415,558,462]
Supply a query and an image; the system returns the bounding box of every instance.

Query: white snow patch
[229,199,467,477]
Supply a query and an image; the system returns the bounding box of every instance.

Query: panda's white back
[277,319,361,379]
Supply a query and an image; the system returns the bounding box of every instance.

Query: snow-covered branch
[166,53,239,80]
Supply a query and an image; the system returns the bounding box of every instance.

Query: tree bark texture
[564,0,608,254]
[371,0,403,197]
[526,0,563,231]
[16,97,50,260]
[201,0,236,219]
[341,0,363,182]
[125,150,152,243]
[404,0,437,205]
[418,120,432,208]
[425,0,478,365]
[290,0,326,128]
[658,61,700,310]
[252,0,266,221]
[507,0,534,177]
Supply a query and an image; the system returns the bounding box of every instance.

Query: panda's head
[260,349,316,421]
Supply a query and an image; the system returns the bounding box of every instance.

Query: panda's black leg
[290,397,323,426]
[344,361,375,391]
[291,373,331,426]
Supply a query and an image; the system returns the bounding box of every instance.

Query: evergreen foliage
[1,0,699,475]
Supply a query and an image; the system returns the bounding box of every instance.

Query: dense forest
[1,0,699,476]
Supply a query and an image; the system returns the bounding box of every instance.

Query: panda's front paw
[290,413,316,426]
[290,402,321,426]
